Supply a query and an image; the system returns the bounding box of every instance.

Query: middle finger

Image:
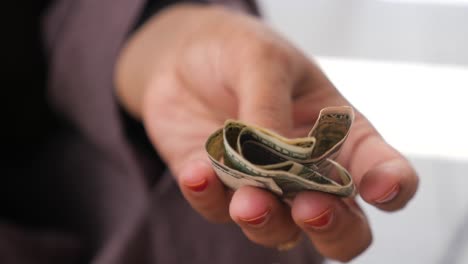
[229,186,301,248]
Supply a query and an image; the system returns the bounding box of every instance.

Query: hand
[116,4,419,262]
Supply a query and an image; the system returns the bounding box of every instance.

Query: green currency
[205,106,356,198]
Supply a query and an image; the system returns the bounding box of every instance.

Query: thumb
[236,67,295,136]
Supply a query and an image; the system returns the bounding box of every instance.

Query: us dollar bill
[205,106,356,198]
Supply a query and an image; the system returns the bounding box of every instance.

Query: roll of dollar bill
[205,106,356,198]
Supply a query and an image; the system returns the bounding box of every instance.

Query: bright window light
[317,57,468,161]
[380,0,468,5]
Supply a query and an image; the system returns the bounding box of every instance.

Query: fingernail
[374,184,400,204]
[304,208,334,230]
[239,208,271,226]
[184,178,208,192]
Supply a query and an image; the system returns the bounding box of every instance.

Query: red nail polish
[304,208,334,230]
[239,208,271,226]
[375,184,400,204]
[184,178,208,192]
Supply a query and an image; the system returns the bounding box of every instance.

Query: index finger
[291,62,419,211]
[339,114,419,210]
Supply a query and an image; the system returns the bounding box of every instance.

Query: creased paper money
[205,106,356,198]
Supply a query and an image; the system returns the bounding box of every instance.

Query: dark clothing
[1,0,65,232]
[1,1,322,263]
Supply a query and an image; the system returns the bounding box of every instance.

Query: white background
[259,0,468,263]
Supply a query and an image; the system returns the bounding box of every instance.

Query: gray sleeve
[39,1,322,264]
[42,0,145,149]
[41,0,255,155]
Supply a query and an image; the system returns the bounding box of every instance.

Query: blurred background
[258,0,468,263]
